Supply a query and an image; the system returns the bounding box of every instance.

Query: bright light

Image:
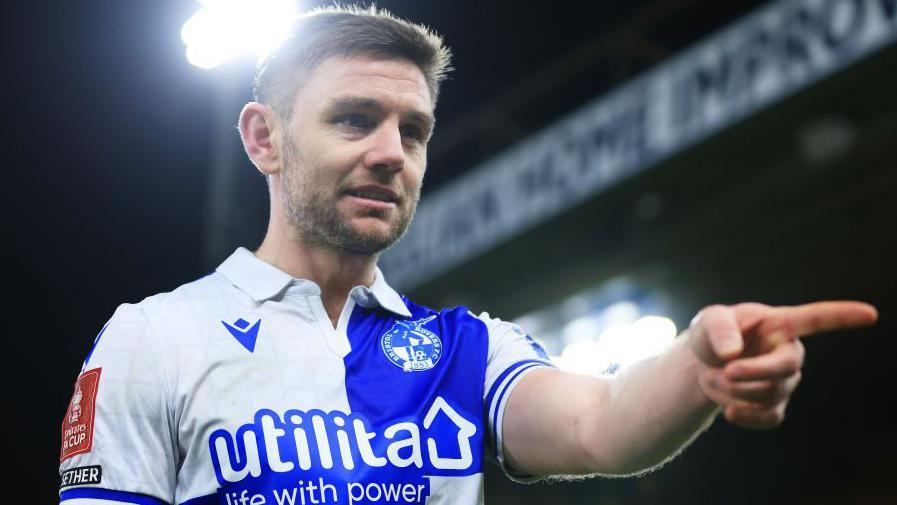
[181,0,299,69]
[632,316,678,350]
[557,341,609,376]
[599,316,678,370]
[561,315,602,345]
[597,324,640,368]
[554,315,678,375]
[599,300,640,327]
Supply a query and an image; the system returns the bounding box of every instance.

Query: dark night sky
[5,1,894,503]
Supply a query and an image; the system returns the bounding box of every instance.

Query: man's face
[279,55,435,256]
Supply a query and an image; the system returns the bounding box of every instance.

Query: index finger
[761,301,878,341]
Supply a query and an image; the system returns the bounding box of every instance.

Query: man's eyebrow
[326,96,384,114]
[326,96,435,129]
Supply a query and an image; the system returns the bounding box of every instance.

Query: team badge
[381,315,442,372]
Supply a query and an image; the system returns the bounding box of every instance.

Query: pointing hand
[687,301,878,429]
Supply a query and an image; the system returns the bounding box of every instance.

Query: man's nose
[363,123,405,174]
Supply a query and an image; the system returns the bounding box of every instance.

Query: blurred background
[4,0,895,503]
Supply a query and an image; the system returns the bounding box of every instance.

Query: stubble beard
[280,136,420,256]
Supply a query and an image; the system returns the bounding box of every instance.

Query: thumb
[690,305,744,365]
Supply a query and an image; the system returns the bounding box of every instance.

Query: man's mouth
[343,185,399,204]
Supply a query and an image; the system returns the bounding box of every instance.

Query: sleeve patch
[60,465,102,488]
[60,367,102,462]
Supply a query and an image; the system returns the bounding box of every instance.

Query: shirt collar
[367,265,413,317]
[216,247,411,318]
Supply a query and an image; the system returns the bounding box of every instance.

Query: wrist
[675,331,721,412]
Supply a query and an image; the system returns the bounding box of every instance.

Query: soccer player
[58,6,878,505]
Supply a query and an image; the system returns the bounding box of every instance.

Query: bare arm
[501,301,878,477]
[503,336,715,476]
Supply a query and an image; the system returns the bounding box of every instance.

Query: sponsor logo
[222,317,262,352]
[381,315,442,372]
[60,368,101,462]
[209,396,477,485]
[60,465,102,488]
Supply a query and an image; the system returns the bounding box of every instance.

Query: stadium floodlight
[598,300,640,328]
[561,315,603,346]
[557,340,608,376]
[598,316,678,370]
[181,0,299,69]
[555,314,678,376]
[631,316,677,351]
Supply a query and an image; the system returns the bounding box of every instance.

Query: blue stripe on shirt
[60,488,169,505]
[485,360,554,457]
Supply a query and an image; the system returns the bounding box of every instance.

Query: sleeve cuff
[60,488,169,505]
[485,359,555,483]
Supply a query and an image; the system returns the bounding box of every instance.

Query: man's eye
[400,124,424,141]
[336,114,372,130]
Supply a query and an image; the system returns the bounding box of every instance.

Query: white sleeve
[478,311,555,483]
[59,303,176,505]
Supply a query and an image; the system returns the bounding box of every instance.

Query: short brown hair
[253,5,452,119]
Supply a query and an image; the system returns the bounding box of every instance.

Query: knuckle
[805,313,823,335]
[775,404,787,423]
[788,343,806,366]
[778,374,801,398]
[727,402,787,429]
[771,382,789,402]
[755,382,782,404]
[778,318,796,338]
[708,372,728,394]
[783,356,801,374]
[734,302,768,311]
[726,408,745,425]
[693,305,727,327]
[706,304,731,318]
[760,407,784,428]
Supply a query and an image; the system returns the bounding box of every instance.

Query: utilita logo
[209,397,477,484]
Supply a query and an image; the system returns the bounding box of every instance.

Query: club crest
[381,315,442,372]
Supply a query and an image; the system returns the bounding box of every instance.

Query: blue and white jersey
[59,247,554,505]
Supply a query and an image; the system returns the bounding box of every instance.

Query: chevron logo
[221,318,261,353]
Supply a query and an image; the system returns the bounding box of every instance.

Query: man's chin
[338,218,405,254]
[347,215,392,233]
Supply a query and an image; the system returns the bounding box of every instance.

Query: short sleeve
[478,311,554,483]
[59,304,176,505]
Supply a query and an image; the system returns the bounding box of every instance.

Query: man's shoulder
[402,298,533,341]
[135,271,235,314]
[135,272,229,310]
[400,298,505,331]
[401,297,473,321]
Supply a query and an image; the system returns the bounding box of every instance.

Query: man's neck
[254,232,378,325]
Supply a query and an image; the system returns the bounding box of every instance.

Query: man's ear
[239,102,282,175]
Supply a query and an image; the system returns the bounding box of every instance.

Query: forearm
[503,335,719,477]
[505,302,876,478]
[581,335,718,475]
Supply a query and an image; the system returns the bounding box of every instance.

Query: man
[58,6,878,505]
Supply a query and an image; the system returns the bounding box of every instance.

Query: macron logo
[222,318,261,353]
